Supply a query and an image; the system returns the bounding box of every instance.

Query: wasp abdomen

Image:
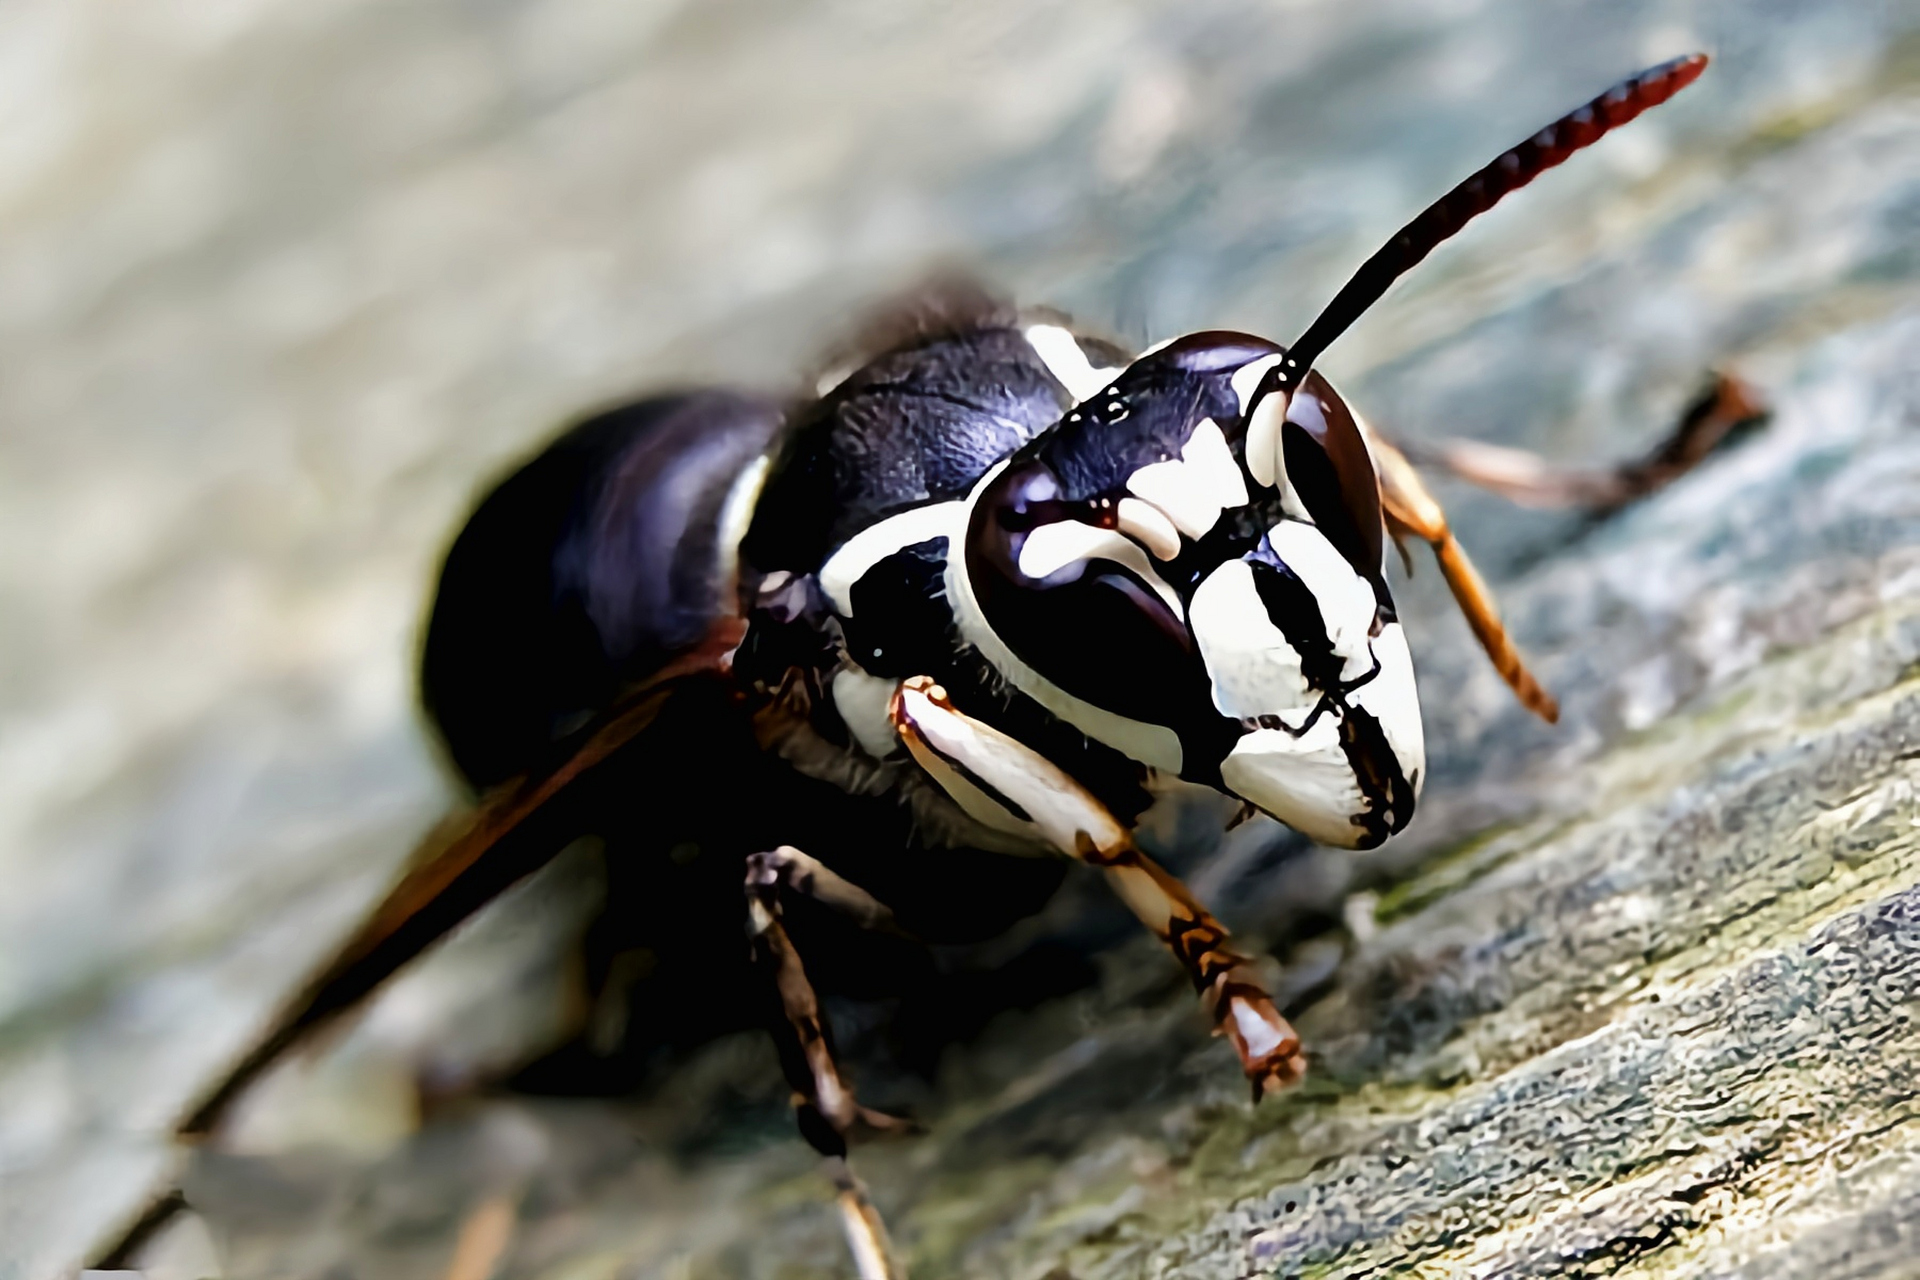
[422,390,783,790]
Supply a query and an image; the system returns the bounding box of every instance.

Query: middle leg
[745,845,914,1142]
[744,845,909,1280]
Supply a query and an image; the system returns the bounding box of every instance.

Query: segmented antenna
[1273,53,1709,388]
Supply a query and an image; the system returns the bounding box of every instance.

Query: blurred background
[2,1,1918,1278]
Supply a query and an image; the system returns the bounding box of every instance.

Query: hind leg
[1409,372,1768,514]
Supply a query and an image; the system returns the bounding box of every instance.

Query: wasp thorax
[947,329,1426,848]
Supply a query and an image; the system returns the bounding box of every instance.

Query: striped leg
[1364,426,1561,725]
[744,847,908,1280]
[1413,372,1767,516]
[1359,371,1767,727]
[889,678,1305,1099]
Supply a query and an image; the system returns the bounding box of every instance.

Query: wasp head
[952,333,1422,849]
[949,54,1717,845]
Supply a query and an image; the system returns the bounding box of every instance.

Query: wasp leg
[744,849,908,1280]
[1414,372,1769,515]
[1364,428,1561,724]
[747,844,911,939]
[889,678,1305,1099]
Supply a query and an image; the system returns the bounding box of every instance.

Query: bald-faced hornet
[100,56,1739,1280]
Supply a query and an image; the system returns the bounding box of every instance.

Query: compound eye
[1244,364,1382,591]
[1276,375,1386,587]
[964,459,1207,728]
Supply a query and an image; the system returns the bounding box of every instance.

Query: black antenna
[1271,53,1709,392]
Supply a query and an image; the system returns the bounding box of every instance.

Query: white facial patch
[1219,716,1369,849]
[1023,323,1123,404]
[1188,560,1316,725]
[1348,620,1425,795]
[831,668,903,760]
[1266,521,1376,682]
[1231,354,1284,414]
[1016,520,1186,621]
[818,501,963,616]
[1115,497,1182,561]
[1241,391,1317,522]
[1244,390,1289,492]
[1202,528,1424,847]
[1124,418,1249,541]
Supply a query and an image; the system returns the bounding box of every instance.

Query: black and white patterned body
[731,310,1425,854]
[424,303,1425,863]
[116,62,1718,1280]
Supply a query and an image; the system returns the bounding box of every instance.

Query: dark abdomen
[421,390,784,790]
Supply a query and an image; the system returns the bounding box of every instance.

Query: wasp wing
[97,385,789,1267]
[177,629,743,1138]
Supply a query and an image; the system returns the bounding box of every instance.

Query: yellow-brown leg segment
[1366,428,1561,724]
[1360,372,1768,724]
[744,848,907,1280]
[828,1157,899,1280]
[889,678,1306,1098]
[1077,833,1307,1097]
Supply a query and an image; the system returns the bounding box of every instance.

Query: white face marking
[1220,715,1369,848]
[1124,418,1249,541]
[831,668,903,760]
[1182,419,1250,504]
[1244,390,1288,491]
[716,452,772,598]
[1115,497,1182,560]
[818,501,964,616]
[1016,520,1186,620]
[1188,559,1316,724]
[1349,621,1425,795]
[1250,384,1358,523]
[1266,521,1377,682]
[1198,526,1422,845]
[1231,354,1284,415]
[948,463,1185,773]
[1023,323,1123,403]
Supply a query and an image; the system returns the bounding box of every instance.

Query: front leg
[889,678,1305,1097]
